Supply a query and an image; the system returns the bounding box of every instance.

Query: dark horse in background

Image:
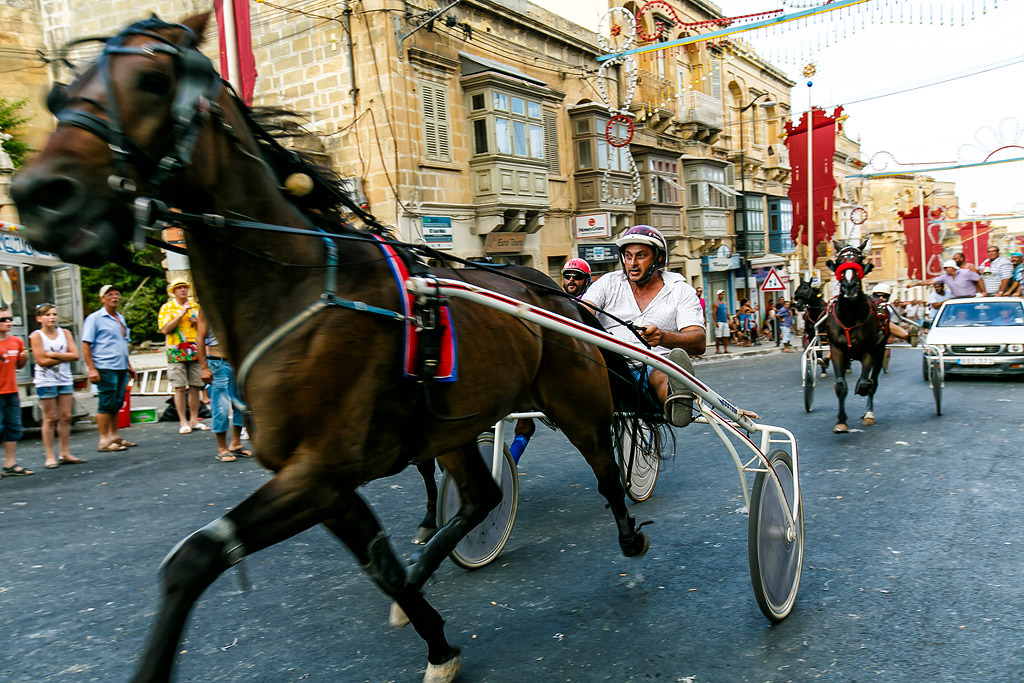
[823,240,888,434]
[11,14,659,683]
[792,275,829,374]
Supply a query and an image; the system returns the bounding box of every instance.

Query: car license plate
[959,357,996,365]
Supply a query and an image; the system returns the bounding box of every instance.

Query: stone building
[9,0,798,307]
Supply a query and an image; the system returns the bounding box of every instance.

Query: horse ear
[859,239,869,253]
[825,259,836,272]
[182,12,211,46]
[863,263,874,276]
[832,240,842,254]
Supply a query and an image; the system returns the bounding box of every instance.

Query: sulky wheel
[748,450,803,622]
[930,361,943,416]
[437,432,519,570]
[618,419,660,502]
[803,361,815,413]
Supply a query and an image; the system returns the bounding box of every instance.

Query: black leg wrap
[407,516,469,590]
[362,532,407,595]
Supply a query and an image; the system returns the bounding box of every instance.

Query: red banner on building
[956,221,992,265]
[784,106,842,248]
[214,0,258,105]
[900,206,944,279]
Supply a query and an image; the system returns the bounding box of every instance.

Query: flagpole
[222,0,241,93]
[806,76,814,280]
[915,175,927,278]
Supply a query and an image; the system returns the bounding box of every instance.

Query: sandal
[59,456,88,465]
[115,439,137,448]
[215,452,238,462]
[229,447,254,458]
[45,462,60,469]
[3,464,34,476]
[178,425,192,434]
[191,423,210,431]
[97,442,128,452]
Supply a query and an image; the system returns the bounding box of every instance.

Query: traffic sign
[760,268,787,292]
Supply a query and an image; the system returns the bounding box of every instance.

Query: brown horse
[823,240,887,434]
[12,14,656,683]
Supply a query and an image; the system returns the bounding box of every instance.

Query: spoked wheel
[437,432,519,570]
[802,360,815,413]
[921,355,929,382]
[748,450,803,622]
[930,361,943,416]
[618,419,660,502]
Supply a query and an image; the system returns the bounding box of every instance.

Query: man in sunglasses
[871,283,913,343]
[509,257,594,461]
[560,258,592,300]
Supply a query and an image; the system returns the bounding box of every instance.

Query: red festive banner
[784,106,842,247]
[215,0,258,105]
[956,221,992,265]
[900,206,944,279]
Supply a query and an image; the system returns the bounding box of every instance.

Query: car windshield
[935,302,1024,327]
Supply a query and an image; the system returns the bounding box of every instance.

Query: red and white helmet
[615,225,668,269]
[561,257,592,277]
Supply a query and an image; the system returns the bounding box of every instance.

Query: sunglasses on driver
[562,273,586,282]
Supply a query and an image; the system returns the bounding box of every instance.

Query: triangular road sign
[760,268,787,292]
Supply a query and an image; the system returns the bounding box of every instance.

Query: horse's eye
[137,70,172,96]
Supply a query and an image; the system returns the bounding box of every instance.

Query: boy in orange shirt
[0,306,30,477]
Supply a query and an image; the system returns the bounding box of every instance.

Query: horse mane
[239,105,394,238]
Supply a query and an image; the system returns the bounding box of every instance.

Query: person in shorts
[158,279,207,434]
[30,303,87,468]
[0,306,30,477]
[82,284,136,452]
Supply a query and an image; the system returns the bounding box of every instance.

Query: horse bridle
[47,17,224,245]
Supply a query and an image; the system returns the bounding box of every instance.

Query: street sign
[760,268,786,292]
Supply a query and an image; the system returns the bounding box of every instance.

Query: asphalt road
[1,348,1022,682]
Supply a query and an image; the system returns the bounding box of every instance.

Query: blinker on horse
[823,240,888,434]
[11,13,659,683]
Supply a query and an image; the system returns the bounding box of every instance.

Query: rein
[826,295,881,348]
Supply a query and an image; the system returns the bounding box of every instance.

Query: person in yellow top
[157,279,207,434]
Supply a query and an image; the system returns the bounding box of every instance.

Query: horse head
[826,240,873,301]
[11,13,285,267]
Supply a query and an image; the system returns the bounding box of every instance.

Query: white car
[923,297,1024,377]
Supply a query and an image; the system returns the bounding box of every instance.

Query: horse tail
[578,306,674,463]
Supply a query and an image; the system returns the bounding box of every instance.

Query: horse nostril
[12,174,84,218]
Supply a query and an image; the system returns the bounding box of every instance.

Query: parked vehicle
[0,226,90,426]
[922,297,1024,378]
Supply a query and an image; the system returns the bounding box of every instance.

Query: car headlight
[1008,344,1023,353]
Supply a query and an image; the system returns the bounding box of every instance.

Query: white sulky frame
[406,276,801,533]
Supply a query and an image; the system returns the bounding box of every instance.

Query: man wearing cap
[82,284,136,451]
[1007,251,1023,297]
[979,245,1014,296]
[158,279,206,434]
[911,260,983,298]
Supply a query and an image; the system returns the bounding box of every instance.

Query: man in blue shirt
[82,284,136,452]
[777,300,794,352]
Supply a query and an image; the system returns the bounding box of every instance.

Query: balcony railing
[679,90,723,130]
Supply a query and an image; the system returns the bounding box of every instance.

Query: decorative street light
[738,92,777,302]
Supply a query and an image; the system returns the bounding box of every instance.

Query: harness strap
[827,297,878,348]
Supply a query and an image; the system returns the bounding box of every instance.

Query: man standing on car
[979,245,1014,296]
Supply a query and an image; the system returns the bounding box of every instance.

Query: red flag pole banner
[784,106,842,250]
[214,0,257,106]
[955,221,992,265]
[899,205,944,279]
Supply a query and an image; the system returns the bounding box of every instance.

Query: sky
[546,0,1024,218]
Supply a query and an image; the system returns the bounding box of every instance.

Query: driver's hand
[640,324,662,347]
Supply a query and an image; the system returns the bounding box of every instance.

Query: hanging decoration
[596,7,642,205]
[785,106,843,247]
[899,205,945,279]
[956,220,993,265]
[957,117,1024,163]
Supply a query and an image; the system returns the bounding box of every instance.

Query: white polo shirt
[584,270,705,357]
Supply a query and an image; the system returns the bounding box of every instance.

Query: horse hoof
[424,652,461,683]
[862,415,875,426]
[833,423,848,434]
[411,526,436,545]
[389,601,410,628]
[621,532,650,558]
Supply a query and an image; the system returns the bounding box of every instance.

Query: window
[469,87,546,161]
[685,164,736,209]
[768,198,795,253]
[420,80,451,162]
[543,111,559,174]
